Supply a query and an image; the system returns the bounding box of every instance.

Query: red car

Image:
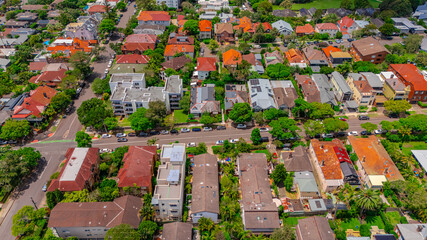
[339,117,347,121]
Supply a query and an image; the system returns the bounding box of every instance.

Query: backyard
[337,217,361,231]
[272,0,381,10]
[401,141,427,156]
[284,216,306,227]
[174,110,188,124]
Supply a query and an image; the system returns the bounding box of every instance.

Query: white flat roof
[60,148,90,181]
[412,150,427,171]
[369,175,387,187]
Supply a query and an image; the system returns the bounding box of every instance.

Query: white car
[187,142,196,147]
[181,128,190,133]
[104,69,109,74]
[374,129,383,135]
[101,134,112,138]
[203,127,212,131]
[216,140,224,145]
[348,131,358,136]
[259,127,269,132]
[229,139,240,143]
[99,148,111,153]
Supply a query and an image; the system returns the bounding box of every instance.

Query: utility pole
[30,197,38,210]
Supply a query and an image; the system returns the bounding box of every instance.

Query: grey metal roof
[294,171,319,193]
[360,72,383,89]
[346,100,359,109]
[248,79,276,110]
[311,74,337,105]
[331,71,352,93]
[396,224,427,240]
[308,199,327,211]
[272,20,293,33]
[412,150,427,172]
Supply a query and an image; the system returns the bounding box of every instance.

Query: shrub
[360,224,370,237]
[400,216,408,224]
[418,101,427,108]
[50,172,60,179]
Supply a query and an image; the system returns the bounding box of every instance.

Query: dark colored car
[128,132,136,137]
[192,128,201,132]
[337,132,347,137]
[358,115,370,120]
[170,129,179,134]
[361,131,372,135]
[117,138,128,142]
[260,137,269,142]
[217,126,226,130]
[150,130,160,135]
[138,132,149,137]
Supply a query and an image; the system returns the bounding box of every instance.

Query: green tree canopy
[271,164,287,185]
[92,78,111,95]
[251,128,262,145]
[105,224,141,240]
[384,100,412,114]
[129,107,153,132]
[50,92,71,112]
[12,206,47,237]
[229,102,253,123]
[77,98,113,130]
[269,117,300,140]
[271,224,296,240]
[304,120,325,137]
[183,20,199,35]
[179,94,191,113]
[0,119,31,140]
[379,23,400,36]
[75,131,92,147]
[266,63,291,79]
[145,100,167,127]
[403,34,423,53]
[361,122,378,132]
[324,118,349,133]
[200,113,215,126]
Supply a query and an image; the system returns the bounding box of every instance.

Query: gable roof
[338,16,355,32]
[161,55,192,70]
[47,148,99,192]
[282,146,313,172]
[389,64,427,91]
[12,86,58,119]
[297,216,334,240]
[29,61,48,71]
[164,44,195,56]
[117,146,157,188]
[272,9,297,17]
[29,69,67,86]
[348,136,404,181]
[322,46,342,58]
[223,49,242,66]
[116,54,150,64]
[352,37,388,56]
[88,5,106,13]
[295,74,321,103]
[124,34,157,43]
[199,20,212,32]
[137,11,171,22]
[48,195,142,229]
[315,23,339,30]
[296,23,315,34]
[286,48,305,64]
[311,139,346,180]
[162,222,193,240]
[215,23,233,34]
[197,57,216,71]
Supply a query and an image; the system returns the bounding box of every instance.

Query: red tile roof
[47,38,96,57]
[285,48,305,64]
[48,148,100,192]
[311,139,346,180]
[137,11,171,22]
[223,49,242,66]
[12,86,57,119]
[177,15,185,21]
[390,64,427,91]
[29,61,48,71]
[354,80,374,93]
[322,46,342,58]
[253,22,272,32]
[116,54,150,64]
[124,34,157,43]
[316,23,339,30]
[338,16,355,32]
[197,57,216,71]
[199,20,212,32]
[117,146,157,188]
[29,68,67,86]
[296,23,315,34]
[88,5,106,13]
[234,17,254,33]
[164,44,195,56]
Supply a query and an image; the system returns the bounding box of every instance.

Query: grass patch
[118,117,131,127]
[284,217,306,227]
[368,113,379,118]
[49,126,57,132]
[338,218,361,231]
[406,111,416,115]
[385,211,401,226]
[363,215,385,229]
[402,141,427,155]
[174,110,188,123]
[291,0,380,10]
[254,149,269,155]
[273,5,285,10]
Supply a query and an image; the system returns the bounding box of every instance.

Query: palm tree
[354,189,382,220]
[147,137,158,146]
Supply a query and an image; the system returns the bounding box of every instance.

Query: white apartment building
[156,0,181,9]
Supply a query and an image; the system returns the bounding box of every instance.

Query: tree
[379,23,399,36]
[77,98,113,130]
[50,92,71,111]
[105,224,141,240]
[340,0,353,9]
[280,0,292,9]
[309,102,334,119]
[354,189,382,219]
[257,1,273,14]
[379,0,412,18]
[116,1,127,11]
[104,117,118,130]
[92,78,110,95]
[271,224,296,240]
[253,111,265,125]
[0,119,31,140]
[183,20,199,35]
[233,7,240,16]
[263,108,288,121]
[415,51,427,68]
[266,63,291,78]
[384,100,412,114]
[251,128,262,145]
[208,39,219,53]
[229,103,253,123]
[304,120,325,137]
[46,189,64,209]
[12,206,46,237]
[320,66,334,75]
[145,100,167,127]
[271,164,287,185]
[361,122,377,133]
[99,18,116,35]
[138,220,157,240]
[198,217,215,235]
[200,113,215,126]
[324,118,349,133]
[292,99,312,118]
[354,0,371,9]
[380,120,396,131]
[269,117,300,140]
[129,107,153,132]
[403,34,423,53]
[69,51,91,79]
[323,14,339,23]
[179,94,191,113]
[75,131,92,147]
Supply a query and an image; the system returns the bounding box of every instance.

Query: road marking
[39,155,53,180]
[64,114,79,139]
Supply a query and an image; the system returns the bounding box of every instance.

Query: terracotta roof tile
[285,48,306,64]
[390,64,427,91]
[311,139,346,180]
[116,54,150,64]
[296,23,315,34]
[88,5,106,13]
[117,146,157,188]
[29,61,48,71]
[351,36,388,56]
[199,20,212,32]
[316,23,339,30]
[161,55,192,70]
[12,86,57,119]
[322,46,341,58]
[137,11,170,22]
[197,57,216,71]
[223,49,242,66]
[164,44,195,56]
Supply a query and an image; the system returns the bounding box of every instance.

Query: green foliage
[263,108,288,121]
[229,102,253,123]
[379,0,412,17]
[251,128,262,145]
[12,206,47,237]
[403,34,423,53]
[269,117,300,140]
[384,100,412,114]
[61,189,90,203]
[304,120,325,137]
[198,217,215,235]
[138,221,158,240]
[361,122,378,132]
[75,131,92,147]
[92,78,111,95]
[352,61,380,73]
[309,102,335,119]
[69,51,91,79]
[50,92,71,112]
[360,224,370,236]
[324,118,349,133]
[379,23,400,36]
[105,224,141,240]
[104,117,118,130]
[200,113,216,126]
[129,107,153,132]
[179,94,191,113]
[183,19,199,35]
[99,179,119,201]
[271,164,287,185]
[146,100,167,127]
[266,63,291,78]
[0,119,31,140]
[46,189,64,209]
[320,66,334,74]
[270,223,296,240]
[77,98,113,130]
[187,142,208,155]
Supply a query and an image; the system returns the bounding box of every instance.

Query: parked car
[358,115,370,120]
[217,126,226,130]
[99,148,112,153]
[259,127,269,132]
[150,130,160,135]
[229,139,239,143]
[203,127,212,131]
[128,132,136,137]
[0,140,8,145]
[160,130,169,135]
[339,117,347,121]
[192,128,201,132]
[337,132,347,137]
[116,133,127,138]
[236,124,247,129]
[42,183,47,192]
[322,133,334,138]
[171,129,179,134]
[361,131,368,135]
[374,129,383,135]
[260,137,269,142]
[216,140,224,145]
[7,140,17,145]
[76,87,83,95]
[138,132,149,137]
[101,134,112,138]
[187,142,196,147]
[348,131,358,136]
[117,138,128,142]
[181,128,190,133]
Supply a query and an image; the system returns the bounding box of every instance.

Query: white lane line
[39,155,53,179]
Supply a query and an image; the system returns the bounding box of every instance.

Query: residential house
[302,47,329,72]
[347,73,376,107]
[299,8,311,18]
[309,139,352,192]
[164,44,195,61]
[296,216,335,240]
[189,84,221,116]
[322,45,341,61]
[64,25,97,41]
[214,23,234,43]
[0,58,10,70]
[41,63,70,72]
[391,18,426,34]
[0,35,28,48]
[4,20,28,28]
[330,71,352,102]
[337,16,358,38]
[223,49,242,67]
[121,34,157,54]
[382,72,411,101]
[16,12,38,22]
[21,5,47,11]
[199,12,218,20]
[168,33,194,45]
[273,9,297,17]
[350,37,388,64]
[285,48,307,68]
[395,224,427,240]
[29,69,67,87]
[224,84,249,112]
[0,48,16,59]
[371,18,385,28]
[137,11,171,26]
[162,222,193,240]
[199,20,212,39]
[355,8,375,17]
[48,196,142,239]
[198,0,230,11]
[348,136,404,189]
[37,19,55,28]
[272,20,293,35]
[134,24,166,35]
[330,51,352,66]
[156,0,181,9]
[295,74,321,103]
[110,73,182,114]
[88,5,106,15]
[160,55,192,75]
[117,146,157,195]
[248,79,276,112]
[264,50,284,67]
[354,20,370,29]
[47,148,100,192]
[311,74,338,106]
[388,64,427,102]
[191,154,219,223]
[46,38,96,62]
[237,153,280,234]
[234,17,254,34]
[29,62,48,72]
[243,53,264,74]
[270,80,298,110]
[360,72,384,94]
[296,23,315,36]
[282,146,313,172]
[196,57,216,80]
[315,23,339,37]
[12,86,57,122]
[116,54,150,65]
[152,143,186,221]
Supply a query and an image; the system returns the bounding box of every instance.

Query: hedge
[418,101,427,108]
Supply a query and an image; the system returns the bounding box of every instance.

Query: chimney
[362,156,366,162]
[289,152,293,158]
[43,92,47,98]
[133,67,135,73]
[321,144,323,149]
[321,160,325,166]
[391,74,394,78]
[360,83,363,89]
[393,81,396,86]
[384,167,389,174]
[417,225,424,232]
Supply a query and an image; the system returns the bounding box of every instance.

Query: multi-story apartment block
[347,73,376,107]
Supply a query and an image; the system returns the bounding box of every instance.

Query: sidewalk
[0,198,15,226]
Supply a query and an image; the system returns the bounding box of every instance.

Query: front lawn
[254,149,269,155]
[363,215,385,229]
[385,211,401,226]
[284,217,306,227]
[290,0,380,10]
[118,117,131,127]
[401,141,427,156]
[174,110,188,123]
[338,217,361,231]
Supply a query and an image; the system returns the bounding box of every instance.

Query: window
[415,91,419,94]
[378,54,382,57]
[421,91,424,95]
[371,55,376,58]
